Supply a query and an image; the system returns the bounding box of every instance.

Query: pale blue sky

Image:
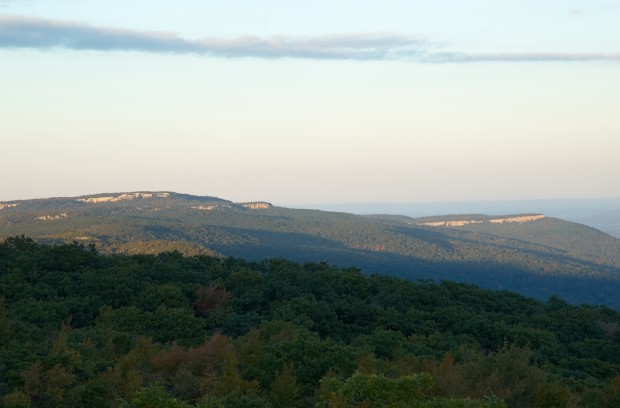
[1,1,619,204]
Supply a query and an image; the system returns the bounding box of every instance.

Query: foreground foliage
[1,237,619,407]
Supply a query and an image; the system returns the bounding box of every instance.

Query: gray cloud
[0,15,432,60]
[1,14,619,63]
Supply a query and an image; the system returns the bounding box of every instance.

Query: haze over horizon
[2,1,619,204]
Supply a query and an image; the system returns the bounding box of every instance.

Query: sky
[1,1,619,205]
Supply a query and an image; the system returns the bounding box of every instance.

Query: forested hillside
[408,214,620,266]
[1,238,620,407]
[2,192,620,308]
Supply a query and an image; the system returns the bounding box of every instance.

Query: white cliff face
[242,202,272,209]
[417,215,545,227]
[190,204,232,211]
[418,220,484,227]
[77,192,170,203]
[190,202,272,211]
[36,213,68,221]
[489,215,546,224]
[0,203,19,210]
[190,205,214,211]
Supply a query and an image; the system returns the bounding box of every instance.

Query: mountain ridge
[2,191,620,309]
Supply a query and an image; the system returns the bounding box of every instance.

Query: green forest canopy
[1,237,619,407]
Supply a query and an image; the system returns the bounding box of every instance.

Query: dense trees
[1,237,619,407]
[4,194,620,310]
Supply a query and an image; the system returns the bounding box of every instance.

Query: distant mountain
[2,191,620,309]
[573,209,620,239]
[408,213,620,266]
[295,197,620,238]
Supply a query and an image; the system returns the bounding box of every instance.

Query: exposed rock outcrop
[418,215,545,227]
[36,213,68,221]
[419,220,483,227]
[241,202,272,209]
[77,192,170,203]
[0,203,19,210]
[489,215,546,224]
[190,202,272,211]
[190,204,232,211]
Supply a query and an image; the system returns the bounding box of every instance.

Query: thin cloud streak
[0,15,430,60]
[1,14,619,63]
[432,51,620,63]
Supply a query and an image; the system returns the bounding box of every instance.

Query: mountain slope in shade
[2,191,620,309]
